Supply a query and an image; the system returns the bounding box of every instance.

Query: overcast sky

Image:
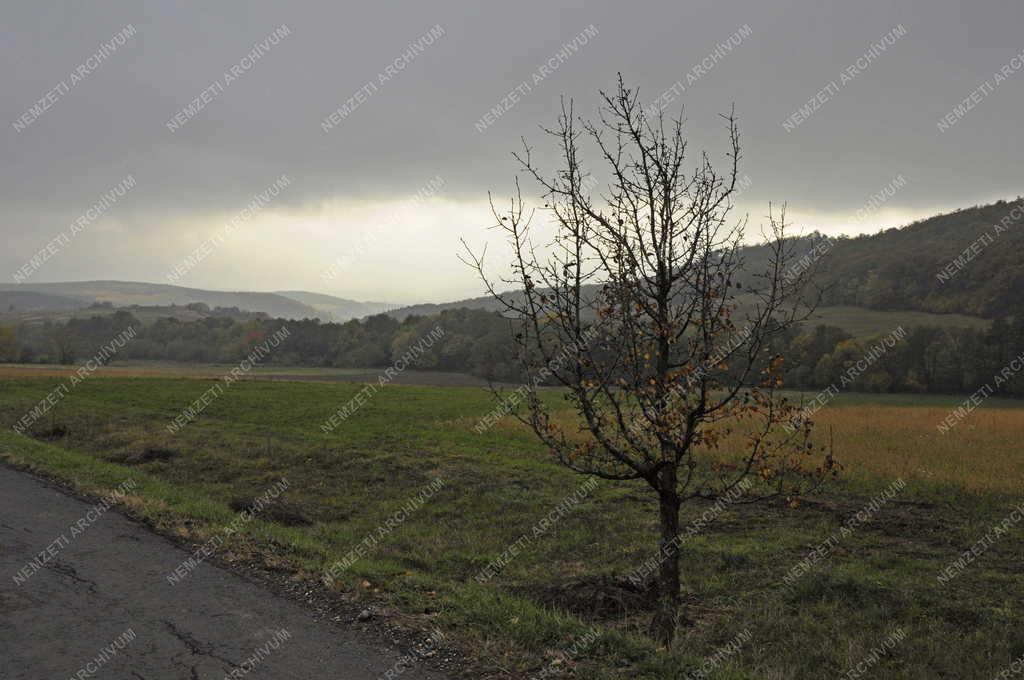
[2,0,1022,303]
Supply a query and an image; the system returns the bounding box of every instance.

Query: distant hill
[0,303,264,327]
[811,199,1024,317]
[386,294,512,321]
[274,291,396,322]
[0,281,323,320]
[0,290,89,312]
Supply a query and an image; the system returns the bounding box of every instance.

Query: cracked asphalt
[0,465,449,679]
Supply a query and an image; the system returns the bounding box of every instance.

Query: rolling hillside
[0,282,322,320]
[386,294,511,321]
[274,291,396,322]
[0,282,403,322]
[0,290,89,312]
[813,199,1024,316]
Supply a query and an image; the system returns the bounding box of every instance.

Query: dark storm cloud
[1,0,1022,295]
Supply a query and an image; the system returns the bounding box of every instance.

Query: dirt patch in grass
[516,575,656,620]
[107,446,180,465]
[32,424,70,440]
[229,495,314,527]
[800,496,941,529]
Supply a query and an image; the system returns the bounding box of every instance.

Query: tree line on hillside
[1,307,1023,396]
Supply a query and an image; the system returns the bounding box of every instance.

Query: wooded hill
[811,198,1024,317]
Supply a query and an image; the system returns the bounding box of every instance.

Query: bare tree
[463,75,835,643]
[51,323,76,365]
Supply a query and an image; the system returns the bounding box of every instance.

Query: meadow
[0,370,1021,679]
[805,305,990,338]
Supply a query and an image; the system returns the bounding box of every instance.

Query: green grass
[0,362,498,387]
[807,305,989,338]
[0,375,1022,678]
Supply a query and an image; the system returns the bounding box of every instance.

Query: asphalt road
[0,465,449,680]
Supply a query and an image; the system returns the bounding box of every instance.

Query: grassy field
[806,305,990,338]
[0,372,1021,678]
[0,362,498,387]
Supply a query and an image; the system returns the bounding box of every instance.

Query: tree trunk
[650,467,682,645]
